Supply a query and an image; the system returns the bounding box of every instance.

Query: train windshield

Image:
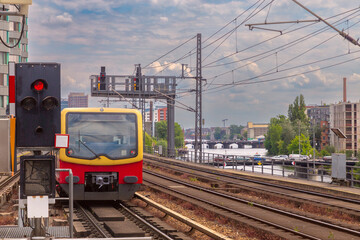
[66,112,138,160]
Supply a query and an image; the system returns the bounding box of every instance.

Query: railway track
[71,200,198,240]
[144,159,360,211]
[144,157,360,220]
[0,171,20,207]
[0,172,19,191]
[143,168,360,240]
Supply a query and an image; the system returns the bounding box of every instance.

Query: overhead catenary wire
[210,54,360,88]
[206,12,360,85]
[210,48,360,88]
[204,48,360,96]
[143,35,197,69]
[204,13,360,91]
[202,6,360,68]
[202,0,275,63]
[144,0,269,75]
[153,89,195,112]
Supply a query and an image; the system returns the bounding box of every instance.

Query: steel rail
[0,171,20,190]
[76,203,110,238]
[117,202,174,240]
[135,193,231,240]
[144,155,360,204]
[144,169,360,239]
[144,158,360,214]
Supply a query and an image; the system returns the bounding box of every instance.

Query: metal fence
[144,146,360,188]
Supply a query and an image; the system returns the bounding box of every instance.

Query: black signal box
[15,63,61,148]
[20,155,56,199]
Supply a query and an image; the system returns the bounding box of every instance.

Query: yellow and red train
[57,108,143,200]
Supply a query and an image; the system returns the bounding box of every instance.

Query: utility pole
[194,33,202,163]
[298,120,301,154]
[135,64,146,150]
[312,118,316,168]
[181,64,188,78]
[222,119,228,127]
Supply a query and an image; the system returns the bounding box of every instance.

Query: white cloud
[160,16,168,22]
[26,1,360,128]
[51,12,73,24]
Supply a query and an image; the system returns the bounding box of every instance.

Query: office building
[247,122,269,139]
[61,98,68,110]
[68,92,88,108]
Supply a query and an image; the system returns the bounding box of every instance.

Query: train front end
[57,108,143,200]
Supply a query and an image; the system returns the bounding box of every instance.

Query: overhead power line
[292,0,360,47]
[202,6,360,68]
[205,12,360,87]
[143,35,196,69]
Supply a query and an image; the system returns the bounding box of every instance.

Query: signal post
[14,63,66,238]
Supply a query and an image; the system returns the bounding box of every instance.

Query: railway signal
[15,63,61,147]
[133,77,139,90]
[20,155,56,199]
[99,66,106,90]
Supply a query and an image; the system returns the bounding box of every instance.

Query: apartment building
[145,106,167,122]
[306,105,330,126]
[0,5,29,115]
[330,102,360,155]
[320,120,330,150]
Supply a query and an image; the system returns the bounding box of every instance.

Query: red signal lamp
[31,79,48,92]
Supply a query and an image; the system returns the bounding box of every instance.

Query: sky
[27,0,360,129]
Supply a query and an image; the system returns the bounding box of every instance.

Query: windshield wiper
[79,139,101,159]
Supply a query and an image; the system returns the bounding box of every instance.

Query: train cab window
[66,112,138,160]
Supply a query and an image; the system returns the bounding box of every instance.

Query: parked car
[289,154,308,161]
[254,154,265,161]
[301,155,309,160]
[271,155,288,161]
[323,156,332,162]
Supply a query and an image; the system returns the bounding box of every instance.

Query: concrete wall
[0,118,10,172]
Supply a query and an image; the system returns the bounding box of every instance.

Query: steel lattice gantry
[90,74,177,156]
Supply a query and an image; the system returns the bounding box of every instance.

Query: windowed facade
[0,6,29,116]
[330,102,360,156]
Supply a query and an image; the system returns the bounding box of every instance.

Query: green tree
[155,121,184,148]
[157,139,167,153]
[292,119,310,138]
[242,130,248,140]
[265,115,294,155]
[287,134,313,155]
[155,121,167,139]
[214,127,226,140]
[264,122,282,155]
[280,119,295,154]
[288,94,307,123]
[320,149,329,157]
[229,124,243,139]
[145,132,156,148]
[324,145,335,154]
